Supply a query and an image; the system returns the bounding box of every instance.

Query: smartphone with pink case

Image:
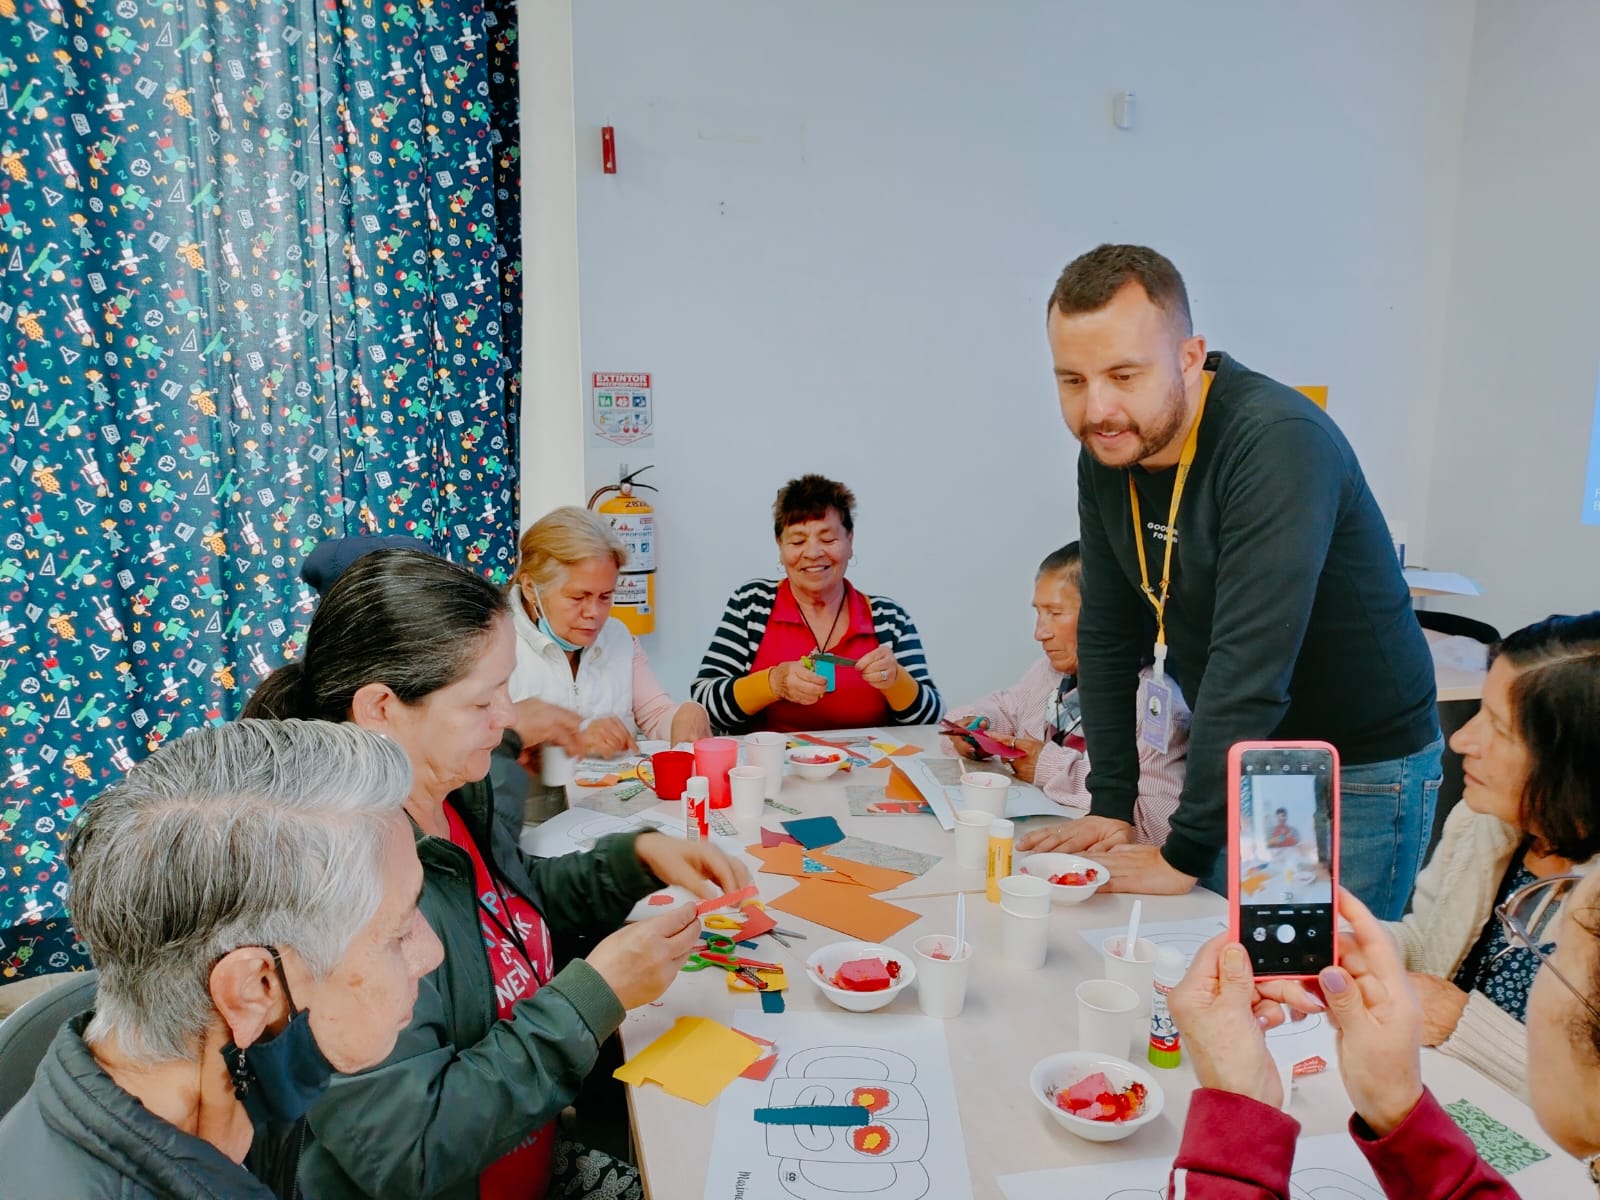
[1227,740,1340,980]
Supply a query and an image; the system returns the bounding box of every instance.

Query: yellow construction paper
[613,1016,763,1106]
[1295,385,1328,410]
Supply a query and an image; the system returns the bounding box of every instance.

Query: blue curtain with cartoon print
[0,0,522,979]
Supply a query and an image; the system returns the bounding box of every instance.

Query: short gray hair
[71,719,413,1065]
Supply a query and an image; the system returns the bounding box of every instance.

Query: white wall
[1424,0,1600,634]
[562,1,1475,702]
[518,0,588,521]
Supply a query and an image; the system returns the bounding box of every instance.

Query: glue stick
[985,819,1014,903]
[684,776,710,841]
[1148,946,1185,1068]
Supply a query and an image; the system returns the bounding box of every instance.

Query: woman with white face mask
[509,506,711,760]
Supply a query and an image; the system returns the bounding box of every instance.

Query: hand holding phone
[1227,741,1340,980]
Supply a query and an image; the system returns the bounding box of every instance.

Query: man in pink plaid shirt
[944,543,1189,850]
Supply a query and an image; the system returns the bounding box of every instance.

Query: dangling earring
[224,1042,255,1101]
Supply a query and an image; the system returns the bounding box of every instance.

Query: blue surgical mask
[532,585,584,653]
[221,946,334,1127]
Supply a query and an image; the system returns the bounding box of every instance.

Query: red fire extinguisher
[588,465,657,636]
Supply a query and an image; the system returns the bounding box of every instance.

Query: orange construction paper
[746,843,840,880]
[879,764,927,803]
[768,879,920,942]
[807,851,917,895]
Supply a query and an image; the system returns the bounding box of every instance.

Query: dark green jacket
[298,776,661,1199]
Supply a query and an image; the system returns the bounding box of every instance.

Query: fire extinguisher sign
[592,372,654,446]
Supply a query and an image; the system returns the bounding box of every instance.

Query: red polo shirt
[749,580,891,732]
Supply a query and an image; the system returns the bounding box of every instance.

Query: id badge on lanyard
[1128,372,1209,757]
[1140,675,1174,754]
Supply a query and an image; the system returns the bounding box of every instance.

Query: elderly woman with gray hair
[0,720,443,1200]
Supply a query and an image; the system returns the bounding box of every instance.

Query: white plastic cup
[1271,1048,1295,1112]
[1076,978,1139,1057]
[1100,935,1159,1018]
[912,934,972,1018]
[540,745,573,787]
[745,732,787,800]
[961,771,1009,818]
[729,765,766,824]
[1000,907,1049,969]
[953,810,992,870]
[997,874,1051,917]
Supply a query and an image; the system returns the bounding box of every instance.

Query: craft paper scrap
[753,1105,871,1127]
[707,1011,973,1200]
[892,760,958,830]
[747,843,841,880]
[880,763,929,804]
[625,885,696,922]
[769,879,920,942]
[1076,914,1228,971]
[807,850,918,894]
[1444,1099,1550,1175]
[1264,1008,1338,1075]
[696,884,760,915]
[614,1016,763,1106]
[997,1133,1381,1200]
[735,1032,778,1081]
[782,816,846,849]
[846,785,931,817]
[742,1052,779,1081]
[824,835,941,878]
[733,906,778,941]
[760,827,803,848]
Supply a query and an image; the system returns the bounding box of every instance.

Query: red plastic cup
[693,737,739,809]
[639,749,694,802]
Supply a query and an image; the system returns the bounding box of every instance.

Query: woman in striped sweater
[691,475,942,734]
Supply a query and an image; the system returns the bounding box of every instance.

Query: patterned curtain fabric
[0,0,522,980]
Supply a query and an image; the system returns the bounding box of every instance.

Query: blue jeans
[1337,737,1443,920]
[1200,736,1443,920]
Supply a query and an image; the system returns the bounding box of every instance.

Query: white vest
[507,590,637,726]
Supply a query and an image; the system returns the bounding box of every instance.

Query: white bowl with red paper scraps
[786,746,846,781]
[1015,852,1109,906]
[806,941,917,1012]
[1029,1052,1165,1142]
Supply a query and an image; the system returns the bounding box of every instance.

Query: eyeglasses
[1492,871,1600,1028]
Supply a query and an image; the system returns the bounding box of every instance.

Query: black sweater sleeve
[1158,417,1346,879]
[1075,446,1152,827]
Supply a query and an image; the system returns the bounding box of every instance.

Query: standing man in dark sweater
[1023,244,1442,919]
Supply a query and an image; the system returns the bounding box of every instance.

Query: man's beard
[1082,375,1188,468]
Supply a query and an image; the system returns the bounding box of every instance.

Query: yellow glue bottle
[985,818,1014,903]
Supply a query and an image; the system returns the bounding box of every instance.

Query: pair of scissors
[705,907,808,950]
[808,652,857,669]
[684,934,775,989]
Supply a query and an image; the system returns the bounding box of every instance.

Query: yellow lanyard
[1128,374,1211,682]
